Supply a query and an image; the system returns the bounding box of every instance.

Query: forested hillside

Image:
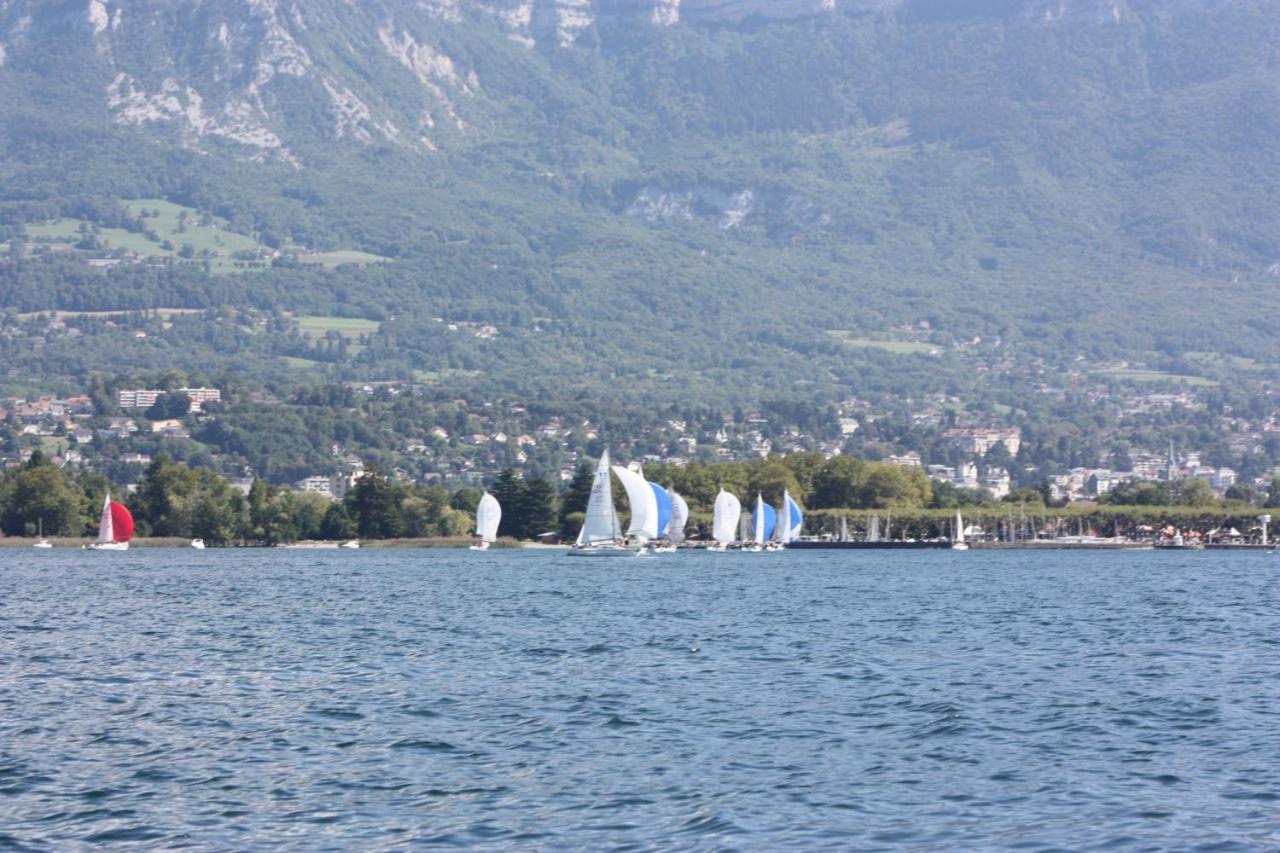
[1,0,1278,403]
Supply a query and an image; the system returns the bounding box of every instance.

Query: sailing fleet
[459,449,811,555]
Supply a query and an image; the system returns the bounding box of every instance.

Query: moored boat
[34,518,52,549]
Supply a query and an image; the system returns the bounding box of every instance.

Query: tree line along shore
[1,451,1274,547]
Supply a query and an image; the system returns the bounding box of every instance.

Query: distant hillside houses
[118,387,221,412]
[943,427,1021,457]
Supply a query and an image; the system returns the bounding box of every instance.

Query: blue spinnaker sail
[787,495,803,539]
[753,500,777,542]
[649,482,672,538]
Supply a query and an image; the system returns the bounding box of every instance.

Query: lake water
[1,548,1278,849]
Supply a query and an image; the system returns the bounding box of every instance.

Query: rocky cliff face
[0,0,1240,167]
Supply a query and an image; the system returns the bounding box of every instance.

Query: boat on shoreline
[34,518,52,549]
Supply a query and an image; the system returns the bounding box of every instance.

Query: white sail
[754,494,766,544]
[868,514,881,542]
[578,451,623,545]
[778,489,793,544]
[612,465,658,541]
[668,489,689,545]
[738,507,751,543]
[954,510,964,544]
[839,516,849,542]
[475,491,501,543]
[712,490,740,545]
[97,492,114,543]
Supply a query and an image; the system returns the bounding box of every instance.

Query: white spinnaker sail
[97,493,114,543]
[475,491,501,543]
[578,450,622,545]
[713,490,740,545]
[668,489,689,545]
[612,465,658,541]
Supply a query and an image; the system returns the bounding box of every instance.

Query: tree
[345,467,404,539]
[1169,478,1217,507]
[745,460,802,508]
[858,464,931,509]
[811,456,866,509]
[491,469,527,539]
[560,458,593,525]
[0,454,81,536]
[321,502,357,540]
[145,391,191,421]
[449,487,482,515]
[522,477,559,539]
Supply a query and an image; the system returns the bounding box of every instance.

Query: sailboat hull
[566,545,638,557]
[88,541,129,551]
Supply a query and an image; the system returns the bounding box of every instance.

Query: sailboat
[748,494,776,552]
[648,477,675,552]
[774,489,804,549]
[952,509,970,550]
[667,488,689,548]
[87,492,134,551]
[470,491,502,551]
[33,518,52,549]
[568,450,634,557]
[711,489,741,552]
[613,463,658,550]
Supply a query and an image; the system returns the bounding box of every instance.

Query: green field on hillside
[1094,367,1219,387]
[299,250,389,268]
[23,200,385,275]
[826,331,942,355]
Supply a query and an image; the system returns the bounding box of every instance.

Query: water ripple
[2,548,1279,848]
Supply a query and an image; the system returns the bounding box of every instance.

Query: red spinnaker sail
[109,502,135,542]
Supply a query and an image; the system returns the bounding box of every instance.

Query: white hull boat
[568,450,638,557]
[567,544,639,558]
[87,493,133,551]
[33,519,52,549]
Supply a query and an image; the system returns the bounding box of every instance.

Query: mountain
[0,0,1277,404]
